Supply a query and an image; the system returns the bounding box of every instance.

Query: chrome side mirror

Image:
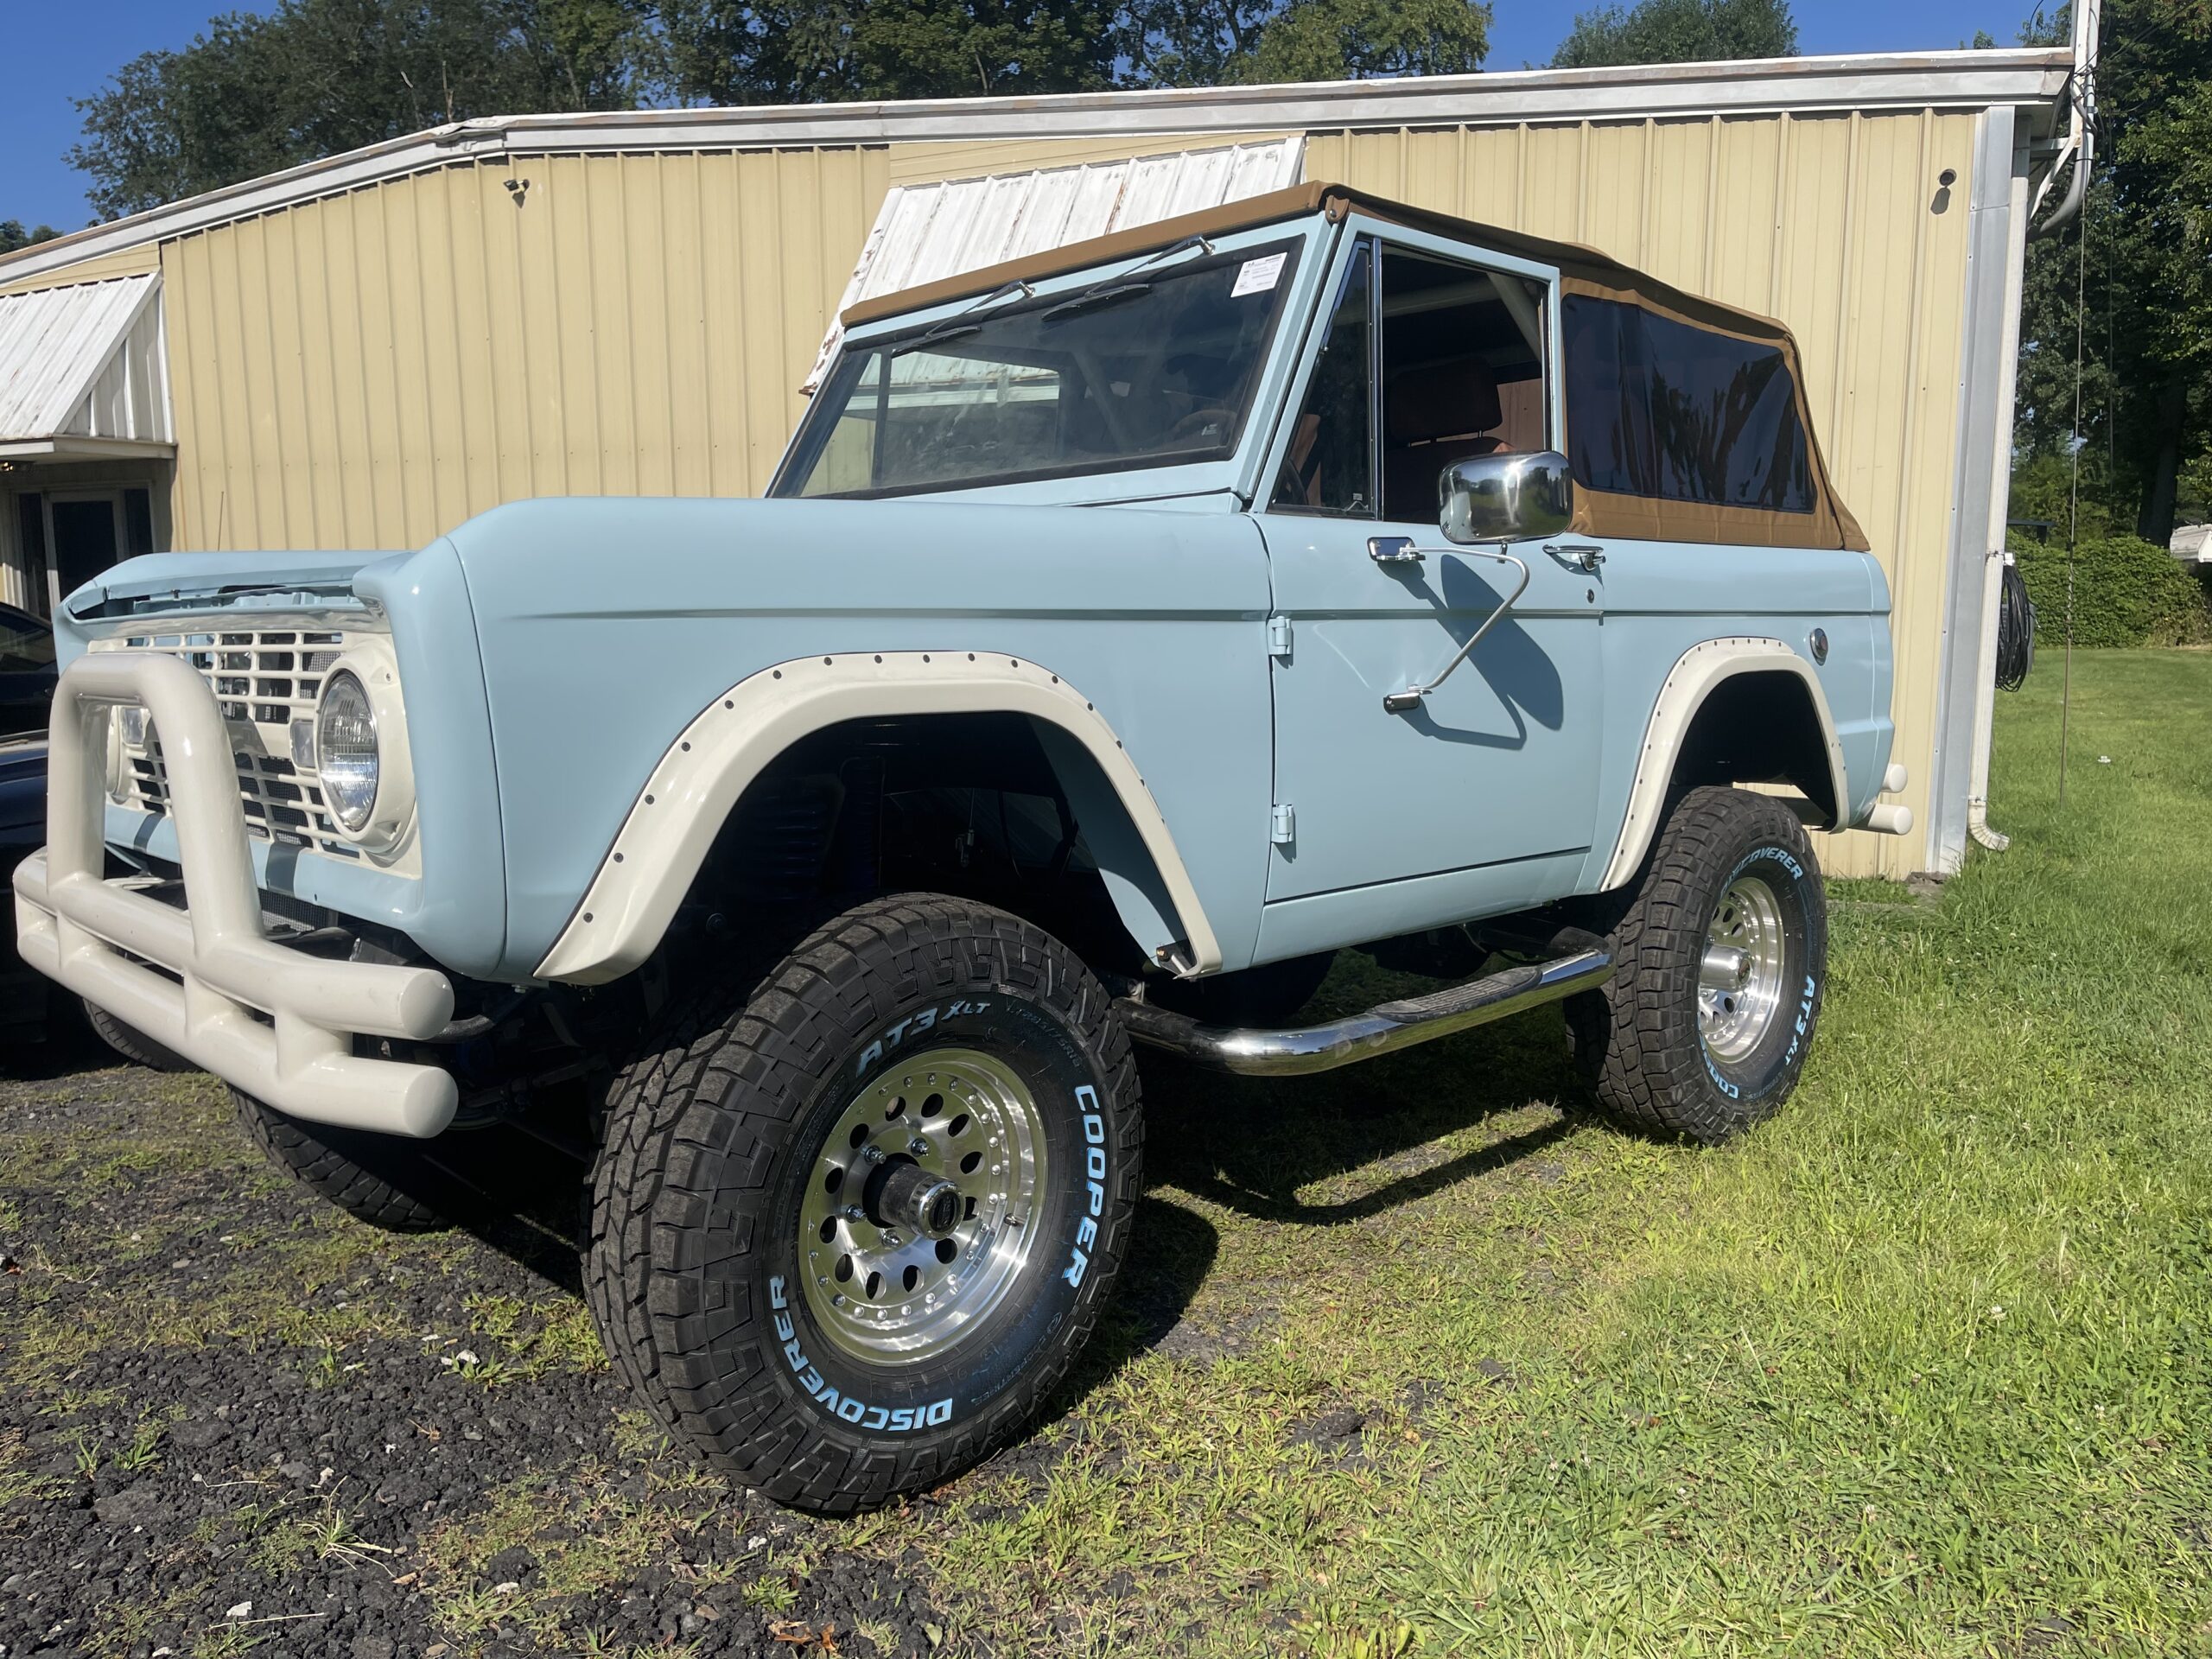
[1439,451,1573,544]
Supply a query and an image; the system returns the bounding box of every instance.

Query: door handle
[1382,546,1532,715]
[1369,536,1424,565]
[1546,543,1605,573]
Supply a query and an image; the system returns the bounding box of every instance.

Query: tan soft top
[842,181,1866,553]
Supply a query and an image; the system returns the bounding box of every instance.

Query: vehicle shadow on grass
[1134,951,1584,1227]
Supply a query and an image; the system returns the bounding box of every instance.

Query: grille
[93,627,364,861]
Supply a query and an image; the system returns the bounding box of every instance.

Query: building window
[13,494,50,617]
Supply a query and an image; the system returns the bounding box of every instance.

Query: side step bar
[1117,944,1612,1077]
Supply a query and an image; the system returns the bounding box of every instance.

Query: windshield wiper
[893,277,1035,356]
[1040,282,1151,323]
[1040,233,1217,321]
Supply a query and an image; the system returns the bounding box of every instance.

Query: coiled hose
[1994,556,2036,691]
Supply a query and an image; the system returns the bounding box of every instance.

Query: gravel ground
[0,1032,955,1659]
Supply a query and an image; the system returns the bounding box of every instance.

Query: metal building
[0,48,2083,879]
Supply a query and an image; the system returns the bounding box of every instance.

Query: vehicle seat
[1382,359,1504,521]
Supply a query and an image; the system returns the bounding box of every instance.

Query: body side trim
[532,651,1222,983]
[1596,637,1851,892]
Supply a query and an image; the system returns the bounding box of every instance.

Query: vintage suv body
[16,182,1908,1512]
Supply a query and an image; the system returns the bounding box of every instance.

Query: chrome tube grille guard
[12,651,458,1136]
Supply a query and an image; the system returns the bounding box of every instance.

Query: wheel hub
[798,1046,1046,1363]
[1698,876,1788,1065]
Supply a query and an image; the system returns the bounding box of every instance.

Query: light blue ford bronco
[17,182,1910,1513]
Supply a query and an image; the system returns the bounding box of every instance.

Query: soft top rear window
[1562,295,1814,514]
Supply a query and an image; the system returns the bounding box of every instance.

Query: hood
[59,550,408,627]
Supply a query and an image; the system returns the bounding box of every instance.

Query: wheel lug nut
[908,1137,931,1156]
[841,1205,867,1224]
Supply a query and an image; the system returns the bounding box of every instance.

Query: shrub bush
[2009,532,2212,648]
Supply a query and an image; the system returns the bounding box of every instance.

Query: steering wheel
[1165,406,1236,446]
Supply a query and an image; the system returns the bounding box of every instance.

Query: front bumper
[12,651,459,1136]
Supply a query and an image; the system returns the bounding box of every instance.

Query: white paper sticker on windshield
[1231,253,1287,297]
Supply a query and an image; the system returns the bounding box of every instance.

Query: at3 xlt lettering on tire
[1570,785,1827,1143]
[585,894,1141,1515]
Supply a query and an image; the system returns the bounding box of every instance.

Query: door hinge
[1270,803,1296,845]
[1268,614,1292,661]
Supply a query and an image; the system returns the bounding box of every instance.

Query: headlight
[315,670,380,832]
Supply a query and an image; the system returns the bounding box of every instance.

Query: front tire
[585,894,1141,1515]
[234,1090,520,1232]
[1570,785,1827,1142]
[85,999,194,1073]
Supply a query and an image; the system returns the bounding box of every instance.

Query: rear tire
[1569,785,1827,1143]
[585,893,1141,1515]
[235,1090,516,1233]
[85,1000,194,1073]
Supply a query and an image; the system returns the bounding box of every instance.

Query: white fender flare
[533,651,1222,984]
[1597,638,1852,893]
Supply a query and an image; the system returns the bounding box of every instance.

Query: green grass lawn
[5,651,2206,1659]
[887,649,2212,1656]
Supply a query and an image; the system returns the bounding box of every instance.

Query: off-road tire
[235,1090,510,1233]
[85,999,194,1073]
[585,893,1142,1515]
[1568,785,1827,1143]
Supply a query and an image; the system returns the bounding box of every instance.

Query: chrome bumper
[12,651,458,1137]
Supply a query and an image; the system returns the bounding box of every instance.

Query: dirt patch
[0,1050,949,1658]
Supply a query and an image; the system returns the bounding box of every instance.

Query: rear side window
[1562,295,1813,513]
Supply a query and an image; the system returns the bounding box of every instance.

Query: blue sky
[5,1,2030,233]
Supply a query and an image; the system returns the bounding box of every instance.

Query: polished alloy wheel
[798,1046,1046,1363]
[1697,874,1789,1064]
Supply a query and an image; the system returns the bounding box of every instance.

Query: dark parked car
[0,734,54,1040]
[0,603,58,739]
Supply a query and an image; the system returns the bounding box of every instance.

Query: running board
[1116,944,1612,1077]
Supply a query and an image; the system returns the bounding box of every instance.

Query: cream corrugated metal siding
[1,55,2065,878]
[0,244,162,300]
[1306,115,1975,877]
[0,273,170,445]
[162,149,887,551]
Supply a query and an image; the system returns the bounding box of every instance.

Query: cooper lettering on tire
[585,894,1141,1515]
[1569,785,1827,1143]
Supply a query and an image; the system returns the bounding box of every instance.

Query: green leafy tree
[1242,0,1490,81]
[1116,0,1289,86]
[0,221,63,254]
[652,0,1117,103]
[2013,1,2212,547]
[1550,0,1797,68]
[72,0,652,219]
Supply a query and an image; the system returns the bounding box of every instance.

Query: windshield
[0,608,54,675]
[775,240,1301,499]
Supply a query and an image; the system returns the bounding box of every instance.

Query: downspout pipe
[2031,0,2100,239]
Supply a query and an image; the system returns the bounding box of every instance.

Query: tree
[70,0,1491,218]
[1550,0,1797,68]
[652,0,1119,104]
[72,0,652,220]
[0,221,62,254]
[1241,0,1490,82]
[2012,1,2212,547]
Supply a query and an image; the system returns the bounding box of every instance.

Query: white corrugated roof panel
[0,273,170,447]
[804,137,1304,391]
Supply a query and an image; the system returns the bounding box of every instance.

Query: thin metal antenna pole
[2059,179,2088,808]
